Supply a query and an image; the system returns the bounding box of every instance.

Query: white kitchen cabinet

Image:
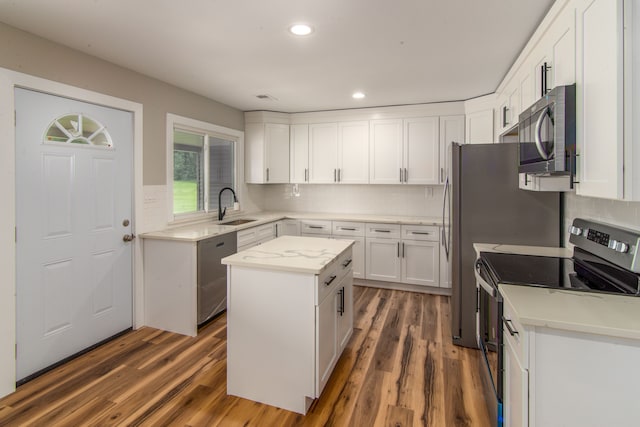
[316,282,338,394]
[575,0,625,199]
[370,117,441,185]
[502,288,640,427]
[332,221,365,279]
[237,222,276,251]
[404,117,440,184]
[290,124,309,183]
[366,237,402,282]
[338,121,369,183]
[245,123,290,184]
[308,122,368,184]
[276,219,300,237]
[465,109,494,144]
[336,274,353,351]
[400,225,439,287]
[401,240,438,286]
[439,115,465,184]
[369,119,404,184]
[309,123,339,183]
[300,219,332,236]
[503,329,528,427]
[520,70,535,113]
[365,223,440,287]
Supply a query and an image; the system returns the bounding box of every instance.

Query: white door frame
[0,67,144,398]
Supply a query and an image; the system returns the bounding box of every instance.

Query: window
[168,114,242,220]
[44,113,112,147]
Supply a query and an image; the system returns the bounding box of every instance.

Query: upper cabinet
[290,124,310,183]
[575,0,625,199]
[439,115,465,184]
[308,121,369,184]
[369,117,442,185]
[245,122,290,184]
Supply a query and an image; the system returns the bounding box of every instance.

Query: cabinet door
[520,69,535,112]
[439,226,451,289]
[551,8,576,88]
[404,117,439,185]
[439,116,465,184]
[465,109,494,144]
[276,219,300,237]
[309,123,339,183]
[365,237,401,282]
[369,119,403,184]
[264,123,290,183]
[290,124,309,183]
[504,333,529,427]
[338,121,369,184]
[533,54,552,101]
[337,276,353,352]
[244,122,266,183]
[401,240,438,287]
[576,0,624,199]
[316,291,338,396]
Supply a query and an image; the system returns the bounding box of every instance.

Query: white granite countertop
[141,211,445,242]
[475,243,640,341]
[500,284,640,340]
[221,236,354,274]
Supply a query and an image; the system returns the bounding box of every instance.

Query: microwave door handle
[534,106,552,160]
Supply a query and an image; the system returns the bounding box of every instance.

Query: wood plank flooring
[0,286,491,426]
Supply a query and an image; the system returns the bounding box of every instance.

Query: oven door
[475,259,503,426]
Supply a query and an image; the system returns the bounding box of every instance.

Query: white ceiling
[0,0,555,113]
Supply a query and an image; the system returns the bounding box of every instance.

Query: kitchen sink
[220,218,257,226]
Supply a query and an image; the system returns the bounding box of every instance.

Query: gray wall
[0,22,244,185]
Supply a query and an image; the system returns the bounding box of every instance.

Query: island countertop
[221,235,354,275]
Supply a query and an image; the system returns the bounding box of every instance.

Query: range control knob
[608,239,619,250]
[615,241,630,253]
[570,226,583,236]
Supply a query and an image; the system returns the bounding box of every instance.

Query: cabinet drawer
[401,224,438,241]
[237,222,275,248]
[503,296,528,366]
[301,220,332,235]
[365,223,401,239]
[316,262,339,305]
[332,221,365,237]
[336,247,354,281]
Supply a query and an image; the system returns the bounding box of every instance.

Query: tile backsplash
[563,193,640,240]
[260,184,445,218]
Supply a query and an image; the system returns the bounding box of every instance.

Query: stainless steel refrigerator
[446,142,561,348]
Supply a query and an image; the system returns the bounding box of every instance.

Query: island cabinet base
[225,240,354,415]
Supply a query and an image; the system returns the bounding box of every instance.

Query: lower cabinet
[503,327,528,427]
[365,223,440,288]
[276,219,300,236]
[237,222,276,251]
[316,262,353,396]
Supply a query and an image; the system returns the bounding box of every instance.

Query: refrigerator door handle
[442,175,451,260]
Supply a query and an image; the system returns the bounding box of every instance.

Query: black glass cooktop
[480,249,639,295]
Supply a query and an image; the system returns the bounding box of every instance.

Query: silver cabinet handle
[308,225,324,229]
[503,317,519,336]
[340,227,356,231]
[266,168,270,182]
[397,242,400,257]
[374,229,391,233]
[411,231,430,235]
[402,242,405,258]
[338,168,341,182]
[334,168,337,182]
[305,168,308,182]
[400,168,403,183]
[404,168,408,183]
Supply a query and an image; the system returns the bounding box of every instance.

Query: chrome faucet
[218,187,237,221]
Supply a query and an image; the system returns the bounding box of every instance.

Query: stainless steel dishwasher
[197,232,237,325]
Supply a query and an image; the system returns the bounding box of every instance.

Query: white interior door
[15,88,134,381]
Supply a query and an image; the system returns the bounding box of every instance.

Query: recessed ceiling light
[352,92,366,99]
[289,24,313,36]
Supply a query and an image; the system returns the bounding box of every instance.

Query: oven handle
[534,106,553,160]
[475,259,498,298]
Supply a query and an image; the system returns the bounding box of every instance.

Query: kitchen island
[221,236,354,414]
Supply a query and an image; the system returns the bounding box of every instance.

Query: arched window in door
[44,113,113,148]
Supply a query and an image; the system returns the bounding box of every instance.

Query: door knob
[123,233,136,242]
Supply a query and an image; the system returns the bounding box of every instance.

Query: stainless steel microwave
[518,84,576,175]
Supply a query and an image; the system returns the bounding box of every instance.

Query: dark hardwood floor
[0,286,491,426]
